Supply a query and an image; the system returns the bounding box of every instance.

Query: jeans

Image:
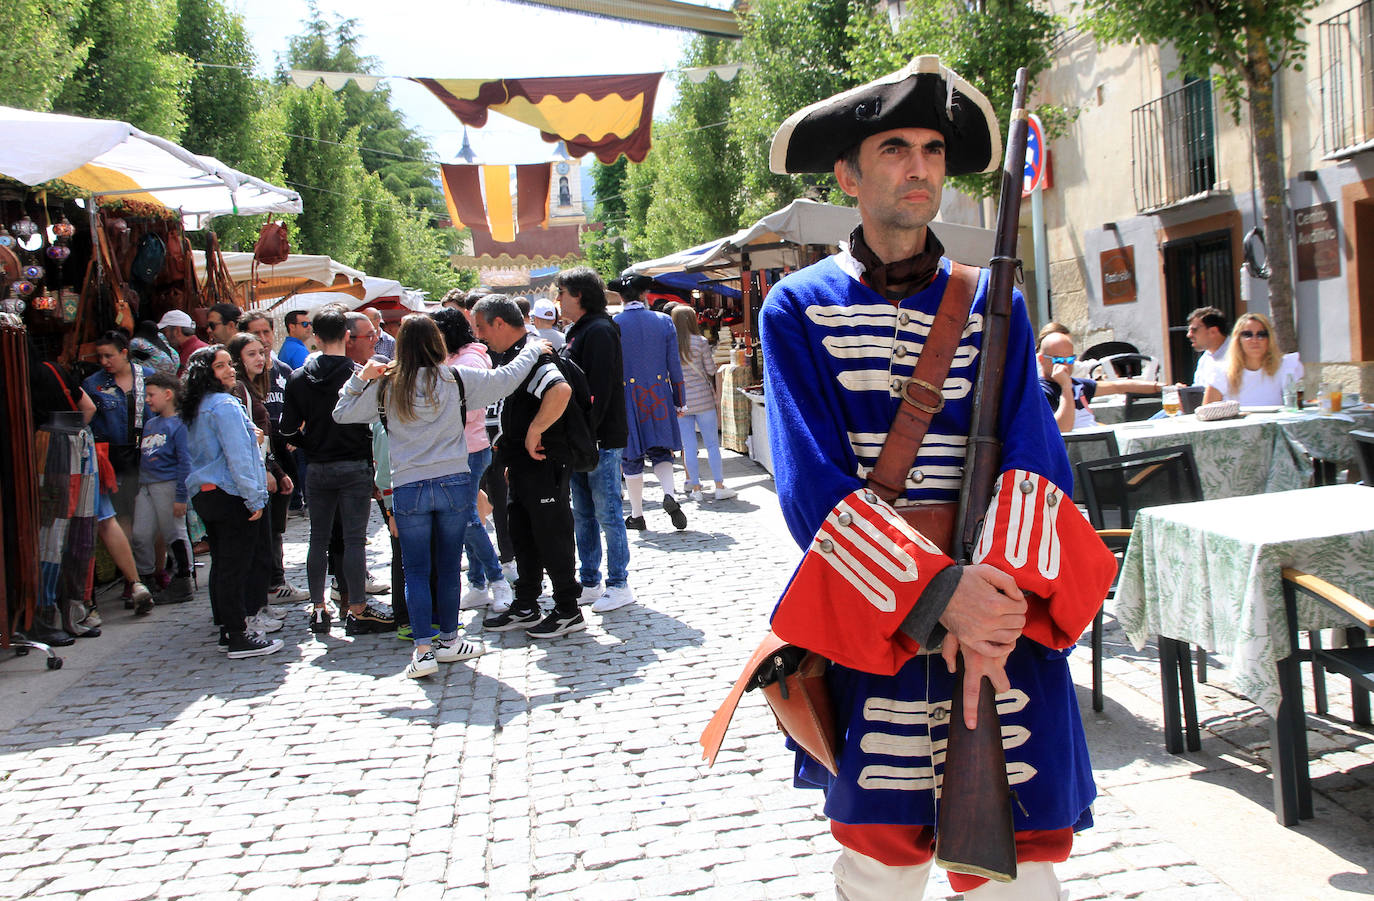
[678,408,725,486]
[507,460,578,615]
[570,447,630,588]
[393,473,472,645]
[305,460,373,608]
[462,447,504,587]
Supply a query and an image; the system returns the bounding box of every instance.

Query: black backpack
[130,233,166,284]
[540,350,599,472]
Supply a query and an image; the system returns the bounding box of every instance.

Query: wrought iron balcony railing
[1319,0,1374,156]
[1131,78,1220,212]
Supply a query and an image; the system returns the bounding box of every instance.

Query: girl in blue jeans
[333,314,548,678]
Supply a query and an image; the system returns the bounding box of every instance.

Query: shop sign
[1100,246,1137,305]
[1294,202,1340,281]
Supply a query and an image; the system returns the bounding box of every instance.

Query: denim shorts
[96,489,116,522]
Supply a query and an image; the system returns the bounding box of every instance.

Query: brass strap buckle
[902,377,945,414]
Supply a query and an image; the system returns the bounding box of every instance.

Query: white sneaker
[688,489,705,502]
[258,603,288,621]
[713,487,739,501]
[591,584,636,613]
[460,585,491,610]
[500,561,518,582]
[434,636,485,663]
[365,572,390,594]
[577,581,605,606]
[489,580,513,614]
[245,612,283,634]
[270,583,310,602]
[405,648,438,679]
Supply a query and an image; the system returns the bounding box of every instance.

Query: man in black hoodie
[280,306,394,637]
[555,268,635,614]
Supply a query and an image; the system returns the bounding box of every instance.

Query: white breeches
[834,847,1066,900]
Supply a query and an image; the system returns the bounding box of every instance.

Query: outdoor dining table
[1111,483,1374,823]
[1079,406,1374,500]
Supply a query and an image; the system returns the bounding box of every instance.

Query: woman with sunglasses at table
[1202,312,1302,406]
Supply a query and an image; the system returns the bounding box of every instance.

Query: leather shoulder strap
[866,262,980,503]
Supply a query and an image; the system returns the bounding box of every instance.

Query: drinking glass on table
[1161,385,1180,417]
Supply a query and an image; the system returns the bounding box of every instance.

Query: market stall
[0,106,299,657]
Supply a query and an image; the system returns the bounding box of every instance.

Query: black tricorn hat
[769,56,1001,177]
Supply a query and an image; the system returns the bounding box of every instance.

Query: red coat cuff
[771,489,953,675]
[971,470,1118,649]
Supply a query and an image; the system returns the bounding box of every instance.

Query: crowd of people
[25,267,743,676]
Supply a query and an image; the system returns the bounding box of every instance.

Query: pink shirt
[448,344,492,453]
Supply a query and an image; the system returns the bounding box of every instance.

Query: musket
[934,67,1031,884]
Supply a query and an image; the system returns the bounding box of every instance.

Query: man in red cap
[759,56,1116,899]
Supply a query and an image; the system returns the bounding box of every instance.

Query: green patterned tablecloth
[1112,484,1374,717]
[1086,408,1374,500]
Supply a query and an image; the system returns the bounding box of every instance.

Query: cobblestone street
[3,452,1373,899]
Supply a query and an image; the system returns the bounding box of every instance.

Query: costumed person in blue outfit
[614,274,689,531]
[758,57,1117,898]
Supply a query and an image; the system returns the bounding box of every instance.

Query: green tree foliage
[846,0,1070,199]
[174,0,263,168]
[0,0,90,111]
[581,158,631,279]
[1080,0,1318,351]
[54,0,195,139]
[728,0,869,221]
[280,85,367,267]
[282,3,441,212]
[636,36,745,259]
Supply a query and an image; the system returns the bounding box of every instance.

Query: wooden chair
[1350,430,1374,486]
[1273,568,1374,825]
[1077,446,1204,739]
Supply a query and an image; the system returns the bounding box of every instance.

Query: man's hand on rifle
[938,563,1026,656]
[941,635,1014,730]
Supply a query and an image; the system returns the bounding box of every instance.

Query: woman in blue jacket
[182,346,282,660]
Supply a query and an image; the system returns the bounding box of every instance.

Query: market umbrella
[0,106,301,227]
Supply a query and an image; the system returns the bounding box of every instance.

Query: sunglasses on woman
[1239,329,1269,339]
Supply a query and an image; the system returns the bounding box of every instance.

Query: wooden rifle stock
[934,67,1031,884]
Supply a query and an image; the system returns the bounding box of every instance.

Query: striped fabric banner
[439,163,552,244]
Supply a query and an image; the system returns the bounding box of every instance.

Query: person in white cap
[157,309,207,377]
[531,298,565,350]
[757,56,1116,899]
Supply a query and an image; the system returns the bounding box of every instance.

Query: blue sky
[232,0,729,163]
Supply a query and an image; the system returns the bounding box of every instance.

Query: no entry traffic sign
[1023,112,1045,197]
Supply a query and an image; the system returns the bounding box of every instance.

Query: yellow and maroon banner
[440,163,552,244]
[415,73,662,164]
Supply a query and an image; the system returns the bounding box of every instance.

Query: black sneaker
[217,628,229,653]
[662,495,688,531]
[309,606,332,635]
[624,515,646,531]
[344,603,396,635]
[482,608,541,632]
[226,631,284,659]
[526,610,586,638]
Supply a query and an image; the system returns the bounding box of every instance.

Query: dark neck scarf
[848,225,945,301]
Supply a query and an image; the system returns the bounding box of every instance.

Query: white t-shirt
[1192,340,1229,387]
[1206,352,1302,405]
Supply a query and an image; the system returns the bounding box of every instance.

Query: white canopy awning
[0,106,301,228]
[192,251,366,287]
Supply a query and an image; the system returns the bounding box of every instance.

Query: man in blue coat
[614,275,688,531]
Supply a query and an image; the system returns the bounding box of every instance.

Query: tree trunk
[1244,39,1299,354]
